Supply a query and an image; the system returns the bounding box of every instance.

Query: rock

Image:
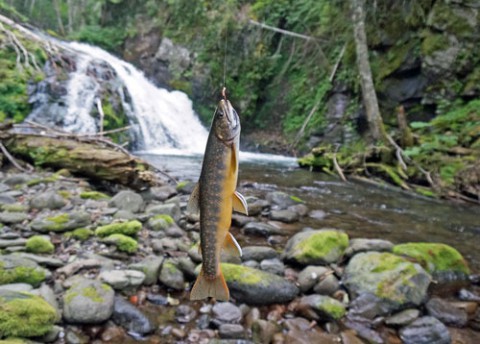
[246,197,270,216]
[0,254,48,287]
[343,252,431,313]
[38,324,63,343]
[297,266,332,293]
[344,238,394,257]
[176,256,197,279]
[175,304,197,323]
[101,325,126,342]
[212,302,242,324]
[146,293,168,305]
[31,211,91,233]
[313,273,340,295]
[393,243,470,282]
[3,174,30,185]
[386,309,421,327]
[0,290,58,338]
[297,295,346,321]
[152,237,178,252]
[221,263,299,305]
[29,191,67,210]
[0,238,27,248]
[0,211,28,224]
[101,234,138,253]
[309,210,327,220]
[243,222,284,237]
[259,258,285,275]
[146,203,181,222]
[80,191,110,200]
[146,185,177,201]
[284,317,341,344]
[288,204,309,217]
[283,229,349,265]
[109,190,144,213]
[112,296,154,335]
[343,316,384,344]
[252,319,279,344]
[99,269,146,290]
[25,235,55,254]
[147,214,175,231]
[399,316,451,344]
[63,279,115,324]
[113,210,136,220]
[129,255,164,285]
[231,214,253,227]
[2,203,28,212]
[15,252,64,268]
[158,259,185,290]
[426,297,468,327]
[458,288,480,302]
[0,283,33,292]
[0,194,15,205]
[218,324,245,339]
[347,292,393,319]
[95,220,142,237]
[269,209,299,223]
[242,246,278,262]
[266,191,301,209]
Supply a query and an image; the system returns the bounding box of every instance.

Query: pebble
[219,324,245,339]
[146,293,168,305]
[212,302,242,324]
[399,316,451,344]
[260,258,285,275]
[385,309,420,326]
[112,296,154,335]
[175,304,197,323]
[242,246,278,261]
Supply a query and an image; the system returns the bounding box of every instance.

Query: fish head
[212,99,240,143]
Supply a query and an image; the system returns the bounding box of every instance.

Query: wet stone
[344,238,394,257]
[242,246,278,262]
[30,191,67,210]
[109,190,144,213]
[288,203,309,216]
[99,269,146,290]
[0,211,28,224]
[212,302,242,325]
[243,260,259,269]
[146,203,181,222]
[243,221,283,237]
[246,197,269,216]
[385,309,421,327]
[309,210,327,220]
[232,214,253,227]
[269,209,299,223]
[146,293,168,305]
[0,238,27,248]
[297,266,331,293]
[112,296,154,335]
[128,255,164,285]
[175,304,197,323]
[458,288,480,302]
[313,273,340,295]
[426,297,468,327]
[266,191,298,209]
[218,324,245,339]
[252,319,278,344]
[399,316,451,344]
[260,258,285,275]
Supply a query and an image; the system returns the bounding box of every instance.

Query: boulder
[29,191,66,210]
[109,190,144,213]
[0,255,49,287]
[283,229,349,265]
[31,211,91,232]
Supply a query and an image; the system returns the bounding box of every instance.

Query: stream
[140,152,480,273]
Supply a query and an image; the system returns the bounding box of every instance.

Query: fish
[188,91,248,301]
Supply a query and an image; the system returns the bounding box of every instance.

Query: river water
[139,152,480,273]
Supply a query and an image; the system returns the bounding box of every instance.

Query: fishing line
[222,17,228,95]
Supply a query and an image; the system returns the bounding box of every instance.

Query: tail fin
[190,268,229,301]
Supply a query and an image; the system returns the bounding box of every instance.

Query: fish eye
[218,110,224,117]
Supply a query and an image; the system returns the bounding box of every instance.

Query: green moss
[41,213,70,231]
[312,296,346,320]
[71,228,94,241]
[293,231,349,263]
[0,263,45,287]
[0,203,28,212]
[25,236,54,254]
[57,190,71,199]
[103,234,138,253]
[421,32,450,56]
[26,175,58,187]
[0,292,57,338]
[79,191,110,200]
[289,195,304,203]
[95,220,142,237]
[152,214,174,225]
[0,339,28,344]
[176,181,188,190]
[164,261,179,274]
[221,263,263,285]
[393,243,470,275]
[81,286,105,303]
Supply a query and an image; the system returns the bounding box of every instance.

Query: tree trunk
[52,0,65,36]
[351,0,385,142]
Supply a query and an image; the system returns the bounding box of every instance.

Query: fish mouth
[221,100,239,129]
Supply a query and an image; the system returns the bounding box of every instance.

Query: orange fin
[232,191,248,215]
[190,268,229,301]
[187,182,200,214]
[223,232,242,257]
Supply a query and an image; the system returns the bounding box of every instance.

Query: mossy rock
[95,220,142,238]
[147,214,175,231]
[69,228,94,241]
[0,255,47,287]
[0,290,57,338]
[343,252,431,313]
[283,229,349,265]
[30,211,91,233]
[0,203,28,213]
[25,236,54,254]
[79,191,110,200]
[101,234,138,253]
[63,279,114,324]
[219,263,299,305]
[392,243,470,280]
[299,295,346,321]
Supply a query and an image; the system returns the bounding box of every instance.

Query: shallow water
[140,152,480,272]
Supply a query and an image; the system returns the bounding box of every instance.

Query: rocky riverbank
[0,168,479,344]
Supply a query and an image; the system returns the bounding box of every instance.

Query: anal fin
[232,191,248,215]
[223,232,242,257]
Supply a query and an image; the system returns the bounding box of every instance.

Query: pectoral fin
[232,191,248,215]
[223,232,242,257]
[187,182,200,214]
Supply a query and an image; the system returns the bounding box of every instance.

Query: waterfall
[28,41,209,155]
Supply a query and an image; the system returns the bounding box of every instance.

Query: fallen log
[1,125,163,190]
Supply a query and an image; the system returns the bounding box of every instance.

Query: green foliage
[25,236,55,254]
[69,25,126,51]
